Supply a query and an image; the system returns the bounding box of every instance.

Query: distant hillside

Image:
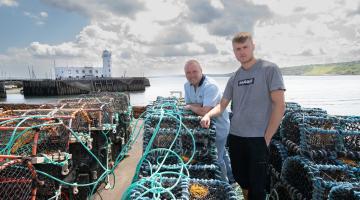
[281,60,360,75]
[149,60,360,78]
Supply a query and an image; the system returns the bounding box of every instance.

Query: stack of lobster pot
[128,96,239,200]
[268,102,360,200]
[0,92,132,200]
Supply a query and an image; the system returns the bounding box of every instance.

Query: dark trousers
[228,134,269,200]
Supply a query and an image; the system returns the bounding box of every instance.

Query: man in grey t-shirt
[201,32,285,200]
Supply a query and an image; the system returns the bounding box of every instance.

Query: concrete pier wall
[22,77,149,97]
[0,81,6,98]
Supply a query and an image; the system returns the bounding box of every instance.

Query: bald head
[184,60,202,71]
[184,59,203,87]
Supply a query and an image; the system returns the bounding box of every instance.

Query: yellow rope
[190,183,209,199]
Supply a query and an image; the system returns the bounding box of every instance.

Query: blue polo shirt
[184,76,230,139]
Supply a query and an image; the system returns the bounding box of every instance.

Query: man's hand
[264,134,272,146]
[184,105,192,110]
[200,114,211,128]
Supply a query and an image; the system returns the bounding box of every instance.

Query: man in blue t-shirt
[183,59,234,182]
[201,32,286,200]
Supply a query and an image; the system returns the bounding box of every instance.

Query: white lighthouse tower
[102,50,111,78]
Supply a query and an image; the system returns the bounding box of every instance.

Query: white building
[102,50,111,78]
[55,50,112,79]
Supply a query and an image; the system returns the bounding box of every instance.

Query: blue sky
[0,0,88,52]
[0,0,359,78]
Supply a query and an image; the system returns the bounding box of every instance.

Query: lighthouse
[102,50,111,78]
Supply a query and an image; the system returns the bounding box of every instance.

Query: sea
[1,75,360,116]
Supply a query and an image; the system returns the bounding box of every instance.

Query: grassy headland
[280,60,360,75]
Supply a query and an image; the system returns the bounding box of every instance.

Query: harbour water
[1,75,360,116]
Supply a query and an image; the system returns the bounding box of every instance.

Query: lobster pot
[180,128,216,165]
[281,113,341,159]
[80,92,130,112]
[312,165,357,200]
[138,164,222,181]
[146,96,180,113]
[145,114,203,130]
[156,96,179,104]
[280,108,328,145]
[143,126,216,151]
[268,182,293,200]
[280,156,312,199]
[269,140,288,181]
[338,116,360,160]
[0,159,36,200]
[273,102,302,140]
[0,124,70,156]
[129,177,188,200]
[281,156,358,200]
[185,179,239,200]
[285,102,302,112]
[328,183,360,200]
[143,127,181,151]
[35,164,64,200]
[140,146,218,167]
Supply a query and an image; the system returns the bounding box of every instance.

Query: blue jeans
[224,148,235,183]
[216,133,234,182]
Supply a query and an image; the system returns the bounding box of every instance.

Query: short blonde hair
[232,32,253,44]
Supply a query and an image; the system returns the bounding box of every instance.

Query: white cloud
[23,11,48,25]
[40,11,48,18]
[0,0,18,7]
[41,0,144,19]
[2,0,360,77]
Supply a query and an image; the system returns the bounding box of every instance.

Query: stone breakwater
[21,77,150,96]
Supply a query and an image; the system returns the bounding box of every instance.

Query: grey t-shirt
[223,59,285,137]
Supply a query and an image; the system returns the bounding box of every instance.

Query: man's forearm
[205,98,230,118]
[188,105,209,116]
[205,104,222,118]
[264,102,285,143]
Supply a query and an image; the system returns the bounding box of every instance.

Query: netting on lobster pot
[35,164,65,200]
[272,102,302,140]
[143,127,181,151]
[141,146,218,168]
[146,97,180,112]
[0,104,45,111]
[139,164,222,181]
[312,165,358,200]
[145,114,202,130]
[282,156,359,200]
[268,182,293,200]
[308,156,343,166]
[282,113,341,159]
[0,158,37,200]
[338,116,360,160]
[280,156,316,199]
[129,177,188,200]
[269,140,288,178]
[280,108,328,146]
[0,122,70,157]
[143,118,217,165]
[328,183,360,200]
[300,128,340,159]
[186,179,239,200]
[80,92,130,111]
[180,128,216,165]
